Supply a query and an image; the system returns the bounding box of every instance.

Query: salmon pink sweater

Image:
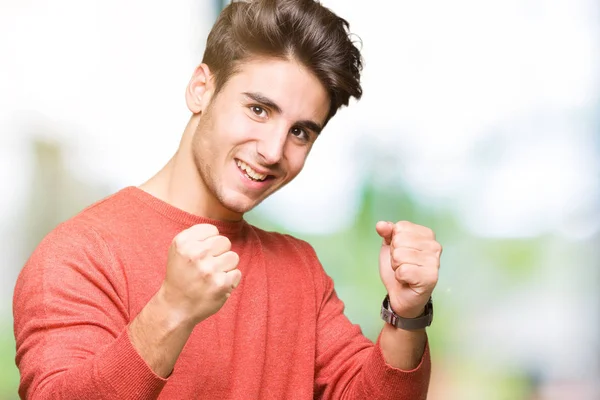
[13,187,430,399]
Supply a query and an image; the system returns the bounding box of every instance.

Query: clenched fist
[376,220,441,319]
[158,224,242,326]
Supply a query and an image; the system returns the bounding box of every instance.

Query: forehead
[221,57,330,124]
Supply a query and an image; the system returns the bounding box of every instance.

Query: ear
[185,63,215,114]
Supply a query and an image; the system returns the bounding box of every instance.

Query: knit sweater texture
[13,187,430,399]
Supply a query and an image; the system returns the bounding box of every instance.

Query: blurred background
[1,0,598,399]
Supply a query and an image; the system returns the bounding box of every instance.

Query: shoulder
[17,217,115,288]
[15,189,133,291]
[71,186,140,229]
[32,186,140,250]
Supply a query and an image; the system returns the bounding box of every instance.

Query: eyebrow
[242,91,323,135]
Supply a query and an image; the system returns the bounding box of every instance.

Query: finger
[211,251,240,272]
[176,236,230,261]
[173,224,219,249]
[179,243,210,262]
[183,223,220,240]
[392,234,443,255]
[392,248,441,270]
[375,221,394,245]
[393,221,435,239]
[391,247,423,270]
[395,263,438,290]
[394,263,420,286]
[225,269,242,289]
[202,235,232,257]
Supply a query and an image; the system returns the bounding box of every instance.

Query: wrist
[381,295,433,331]
[389,301,426,319]
[154,286,198,332]
[127,288,196,379]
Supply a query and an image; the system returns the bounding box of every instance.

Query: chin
[219,192,263,216]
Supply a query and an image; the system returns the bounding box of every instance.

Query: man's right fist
[158,224,242,326]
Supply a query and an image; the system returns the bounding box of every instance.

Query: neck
[139,114,242,221]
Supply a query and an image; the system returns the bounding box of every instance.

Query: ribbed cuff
[94,328,168,399]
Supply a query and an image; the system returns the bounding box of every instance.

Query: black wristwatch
[380,295,433,330]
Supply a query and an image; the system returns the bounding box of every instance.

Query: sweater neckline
[124,186,247,235]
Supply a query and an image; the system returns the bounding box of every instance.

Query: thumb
[375,221,394,245]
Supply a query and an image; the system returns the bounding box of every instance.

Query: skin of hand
[157,223,242,327]
[128,223,242,378]
[376,220,442,319]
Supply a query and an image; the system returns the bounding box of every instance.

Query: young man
[13,0,441,399]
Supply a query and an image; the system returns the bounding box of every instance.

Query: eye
[249,105,267,119]
[290,126,309,141]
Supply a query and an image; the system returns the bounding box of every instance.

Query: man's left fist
[376,220,442,319]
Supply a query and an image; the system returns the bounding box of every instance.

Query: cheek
[284,146,310,177]
[223,114,261,144]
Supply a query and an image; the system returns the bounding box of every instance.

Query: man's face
[191,57,330,220]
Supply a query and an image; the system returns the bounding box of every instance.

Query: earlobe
[185,63,213,114]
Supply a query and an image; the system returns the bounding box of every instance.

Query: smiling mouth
[235,159,272,182]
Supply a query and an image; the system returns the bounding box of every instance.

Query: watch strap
[380,295,433,330]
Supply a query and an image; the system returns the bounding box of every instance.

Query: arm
[379,324,427,371]
[312,274,431,400]
[13,223,168,400]
[298,241,431,400]
[13,222,240,399]
[375,220,441,371]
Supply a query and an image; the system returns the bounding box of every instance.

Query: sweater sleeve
[302,242,431,400]
[13,222,168,399]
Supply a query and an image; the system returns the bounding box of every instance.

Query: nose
[256,125,288,166]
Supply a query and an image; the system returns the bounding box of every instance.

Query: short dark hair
[202,0,363,123]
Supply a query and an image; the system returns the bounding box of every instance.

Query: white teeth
[236,160,267,181]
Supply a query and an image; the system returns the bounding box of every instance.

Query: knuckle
[189,245,210,262]
[193,223,219,239]
[428,254,440,268]
[180,246,198,262]
[196,267,210,280]
[172,233,188,251]
[423,226,435,238]
[223,251,240,269]
[212,273,228,290]
[182,240,210,260]
[429,270,439,286]
[196,260,216,278]
[203,224,220,238]
[216,235,232,251]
